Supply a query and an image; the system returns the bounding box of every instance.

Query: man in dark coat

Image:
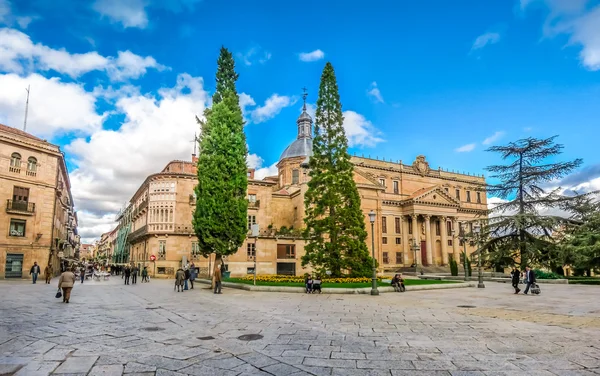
[523,266,536,295]
[131,266,138,284]
[124,266,131,285]
[30,262,41,284]
[511,268,521,294]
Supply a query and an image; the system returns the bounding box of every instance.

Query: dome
[280,137,313,160]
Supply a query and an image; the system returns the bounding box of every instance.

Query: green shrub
[534,269,564,280]
[568,279,600,285]
[449,256,458,276]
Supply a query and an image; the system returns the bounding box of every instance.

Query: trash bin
[223,271,231,279]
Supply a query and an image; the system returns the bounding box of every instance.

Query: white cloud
[522,0,600,70]
[341,110,384,148]
[237,46,271,66]
[455,143,476,152]
[0,28,166,80]
[367,82,384,103]
[66,73,209,216]
[250,94,295,123]
[76,211,115,244]
[239,92,256,116]
[482,131,505,145]
[0,73,105,137]
[471,32,501,50]
[299,49,325,62]
[92,0,203,29]
[0,0,38,29]
[247,152,278,180]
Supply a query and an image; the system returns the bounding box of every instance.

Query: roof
[0,123,46,143]
[280,137,313,160]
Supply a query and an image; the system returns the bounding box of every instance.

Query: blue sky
[1,0,599,241]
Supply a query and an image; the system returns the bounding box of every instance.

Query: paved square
[1,277,600,375]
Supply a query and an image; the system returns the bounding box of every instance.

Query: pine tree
[193,47,248,275]
[483,136,584,268]
[559,198,600,275]
[302,62,373,278]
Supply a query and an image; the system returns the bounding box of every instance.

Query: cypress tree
[302,62,373,278]
[483,136,585,268]
[193,47,248,276]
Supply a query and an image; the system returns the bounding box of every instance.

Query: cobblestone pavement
[1,277,600,376]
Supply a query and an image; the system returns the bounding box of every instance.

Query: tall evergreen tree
[483,136,584,267]
[302,62,373,277]
[559,197,600,275]
[193,47,248,274]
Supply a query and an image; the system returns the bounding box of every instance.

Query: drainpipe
[49,155,60,275]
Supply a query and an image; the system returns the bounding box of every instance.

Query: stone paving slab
[1,278,600,375]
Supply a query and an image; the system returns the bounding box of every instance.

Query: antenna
[23,85,30,132]
[190,132,199,155]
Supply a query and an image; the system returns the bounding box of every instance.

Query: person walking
[184,268,190,290]
[58,267,76,303]
[213,264,222,294]
[189,262,195,289]
[30,262,41,284]
[80,266,86,284]
[511,268,521,294]
[523,266,536,295]
[44,264,53,284]
[175,268,185,292]
[141,267,148,283]
[131,265,138,284]
[124,266,131,285]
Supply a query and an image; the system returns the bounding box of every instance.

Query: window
[447,221,452,236]
[466,191,471,203]
[382,216,387,233]
[476,192,481,203]
[158,240,166,259]
[277,244,295,259]
[469,222,473,234]
[292,169,299,184]
[383,252,389,264]
[191,242,200,259]
[435,220,441,236]
[12,186,29,202]
[247,215,256,230]
[379,178,385,187]
[393,181,399,194]
[247,243,256,259]
[9,219,26,237]
[248,194,257,203]
[448,239,453,246]
[395,237,401,245]
[382,237,388,244]
[455,189,460,200]
[27,157,37,175]
[408,220,413,235]
[395,217,401,233]
[396,252,403,264]
[10,153,21,168]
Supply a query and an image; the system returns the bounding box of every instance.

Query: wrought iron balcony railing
[6,199,35,215]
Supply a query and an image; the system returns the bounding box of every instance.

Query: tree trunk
[518,152,527,267]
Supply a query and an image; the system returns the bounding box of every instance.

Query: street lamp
[473,224,485,288]
[411,239,420,276]
[368,210,379,296]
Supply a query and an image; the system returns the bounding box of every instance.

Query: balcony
[248,200,260,209]
[127,225,148,243]
[6,200,35,215]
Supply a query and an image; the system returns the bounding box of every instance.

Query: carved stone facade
[0,124,78,279]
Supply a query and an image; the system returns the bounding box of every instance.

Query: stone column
[411,214,421,265]
[452,217,460,262]
[402,216,409,265]
[440,216,448,265]
[424,215,433,266]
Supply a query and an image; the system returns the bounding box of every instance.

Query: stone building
[0,124,79,279]
[111,99,487,278]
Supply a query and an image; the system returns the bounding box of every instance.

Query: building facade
[109,101,487,278]
[0,124,79,279]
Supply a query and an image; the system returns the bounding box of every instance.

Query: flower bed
[237,275,382,284]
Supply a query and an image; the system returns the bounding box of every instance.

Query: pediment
[354,168,380,187]
[406,186,460,207]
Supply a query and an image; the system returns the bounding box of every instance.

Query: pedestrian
[44,264,53,284]
[184,268,190,290]
[511,268,521,294]
[141,267,148,283]
[523,266,536,295]
[29,261,41,284]
[213,264,222,294]
[175,268,185,292]
[58,267,76,303]
[124,266,131,285]
[80,266,85,283]
[189,262,195,289]
[131,265,138,284]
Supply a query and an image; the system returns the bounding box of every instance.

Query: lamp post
[411,239,420,276]
[368,210,379,296]
[473,224,485,288]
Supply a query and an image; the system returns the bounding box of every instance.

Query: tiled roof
[0,123,46,142]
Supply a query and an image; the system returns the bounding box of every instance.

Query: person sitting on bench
[312,276,322,293]
[391,273,406,292]
[304,274,313,293]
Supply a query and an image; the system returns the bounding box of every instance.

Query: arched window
[169,208,173,222]
[27,157,37,172]
[10,153,21,168]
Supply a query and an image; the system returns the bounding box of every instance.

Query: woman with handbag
[58,267,76,303]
